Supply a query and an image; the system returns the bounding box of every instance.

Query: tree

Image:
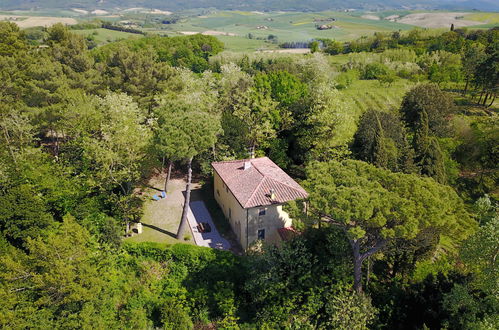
[154,103,221,239]
[103,46,175,109]
[413,110,447,183]
[310,41,320,53]
[400,83,455,136]
[0,184,54,248]
[0,22,28,56]
[461,42,486,95]
[324,286,377,330]
[295,83,355,162]
[0,215,121,328]
[305,160,473,292]
[473,42,498,107]
[371,114,390,169]
[362,63,390,80]
[352,110,415,173]
[322,39,344,55]
[255,70,308,108]
[460,215,498,296]
[76,93,151,195]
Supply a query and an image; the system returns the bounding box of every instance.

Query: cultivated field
[0,14,77,27]
[396,13,482,28]
[153,10,413,50]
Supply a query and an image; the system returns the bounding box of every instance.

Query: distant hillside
[1,0,499,12]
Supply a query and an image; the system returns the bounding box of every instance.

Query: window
[258,208,266,216]
[226,186,229,193]
[217,189,220,196]
[257,229,265,240]
[229,208,232,219]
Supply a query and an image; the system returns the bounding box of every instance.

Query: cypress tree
[372,113,390,169]
[413,110,446,183]
[421,138,446,184]
[413,110,430,162]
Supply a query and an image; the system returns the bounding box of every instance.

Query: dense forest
[0,21,498,329]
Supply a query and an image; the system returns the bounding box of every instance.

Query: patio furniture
[197,222,212,233]
[152,194,160,201]
[161,191,166,198]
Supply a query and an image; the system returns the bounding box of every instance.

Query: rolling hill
[1,0,499,12]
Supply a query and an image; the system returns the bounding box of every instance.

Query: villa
[212,157,308,250]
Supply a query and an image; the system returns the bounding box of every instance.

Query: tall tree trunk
[482,92,489,106]
[352,240,363,293]
[366,256,371,289]
[164,160,173,193]
[177,157,193,239]
[249,142,256,159]
[487,95,496,108]
[463,79,469,96]
[478,90,484,105]
[350,238,388,293]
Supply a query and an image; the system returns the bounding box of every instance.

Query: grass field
[465,12,499,24]
[215,35,273,51]
[338,79,416,115]
[72,28,143,45]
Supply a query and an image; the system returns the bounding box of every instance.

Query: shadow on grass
[141,223,177,239]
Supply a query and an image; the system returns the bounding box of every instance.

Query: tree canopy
[305,160,474,291]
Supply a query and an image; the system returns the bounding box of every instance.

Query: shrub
[362,63,390,79]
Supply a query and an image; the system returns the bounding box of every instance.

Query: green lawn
[125,174,238,249]
[126,176,194,245]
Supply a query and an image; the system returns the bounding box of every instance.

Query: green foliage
[0,184,54,248]
[361,62,390,80]
[324,287,377,330]
[98,35,224,72]
[310,40,320,54]
[295,83,355,162]
[305,160,474,291]
[461,215,499,296]
[352,109,415,173]
[334,69,360,89]
[0,215,122,328]
[0,21,496,329]
[161,298,193,330]
[412,110,447,183]
[255,70,308,107]
[400,83,455,136]
[0,22,28,56]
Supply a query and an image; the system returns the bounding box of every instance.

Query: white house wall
[214,171,294,249]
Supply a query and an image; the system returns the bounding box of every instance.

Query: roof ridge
[250,158,267,177]
[212,157,267,166]
[266,175,307,194]
[243,176,267,208]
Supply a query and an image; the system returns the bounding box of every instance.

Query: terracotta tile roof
[212,157,309,208]
[277,227,300,241]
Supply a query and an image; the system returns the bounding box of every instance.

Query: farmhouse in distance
[212,157,308,249]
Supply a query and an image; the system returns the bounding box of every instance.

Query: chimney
[243,161,252,170]
[270,188,275,200]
